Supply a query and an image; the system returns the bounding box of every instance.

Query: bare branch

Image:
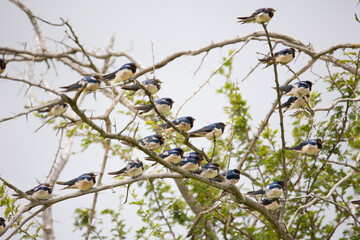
[287,152,360,228]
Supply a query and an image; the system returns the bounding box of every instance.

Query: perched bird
[0,58,7,74]
[38,102,68,117]
[157,116,195,132]
[247,181,284,199]
[279,94,310,112]
[285,138,323,155]
[108,160,144,178]
[56,172,96,191]
[122,134,165,150]
[13,183,52,200]
[176,155,203,172]
[133,98,174,115]
[121,78,161,95]
[195,162,220,179]
[145,147,184,164]
[218,169,241,184]
[103,63,137,84]
[188,122,226,140]
[237,8,276,24]
[262,198,280,211]
[183,151,204,160]
[275,81,313,98]
[259,48,296,67]
[60,74,102,93]
[0,217,5,232]
[351,200,360,205]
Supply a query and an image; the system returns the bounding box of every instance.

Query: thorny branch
[2,2,360,239]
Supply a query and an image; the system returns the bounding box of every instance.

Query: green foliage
[0,183,43,239]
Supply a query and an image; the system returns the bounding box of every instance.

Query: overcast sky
[1,0,360,239]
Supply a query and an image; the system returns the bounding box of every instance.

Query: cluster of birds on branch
[1,7,358,233]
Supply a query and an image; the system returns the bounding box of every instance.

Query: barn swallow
[176,155,203,172]
[195,162,220,179]
[188,122,226,140]
[259,48,296,67]
[0,217,5,232]
[38,102,68,117]
[237,8,276,24]
[56,172,96,191]
[247,181,284,199]
[122,134,165,150]
[278,94,310,112]
[133,98,174,115]
[0,58,7,74]
[103,63,137,84]
[285,138,323,155]
[157,116,195,132]
[262,198,280,211]
[183,152,204,159]
[108,160,144,178]
[13,183,52,200]
[145,147,184,164]
[60,74,102,93]
[275,81,313,98]
[121,78,161,95]
[221,169,241,184]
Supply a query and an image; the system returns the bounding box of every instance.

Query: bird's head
[316,139,323,147]
[0,59,7,69]
[274,180,285,188]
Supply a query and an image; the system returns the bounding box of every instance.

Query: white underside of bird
[255,13,271,23]
[181,163,199,171]
[300,144,321,155]
[113,70,134,84]
[228,178,239,184]
[32,190,51,200]
[48,105,67,116]
[144,84,159,94]
[73,179,95,191]
[205,128,223,140]
[285,97,308,111]
[156,104,171,114]
[86,82,100,92]
[142,141,160,150]
[200,169,218,179]
[286,87,310,98]
[177,122,192,132]
[265,201,279,211]
[276,54,293,64]
[125,167,143,177]
[164,155,182,164]
[267,188,283,199]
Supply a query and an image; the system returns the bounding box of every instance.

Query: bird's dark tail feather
[102,71,116,81]
[121,84,140,92]
[132,105,152,111]
[237,17,254,23]
[55,181,68,185]
[284,146,301,151]
[60,83,82,92]
[37,109,50,113]
[188,133,202,138]
[246,189,266,195]
[108,169,125,175]
[277,85,293,92]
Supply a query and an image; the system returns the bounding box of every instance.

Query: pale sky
[1,0,360,239]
